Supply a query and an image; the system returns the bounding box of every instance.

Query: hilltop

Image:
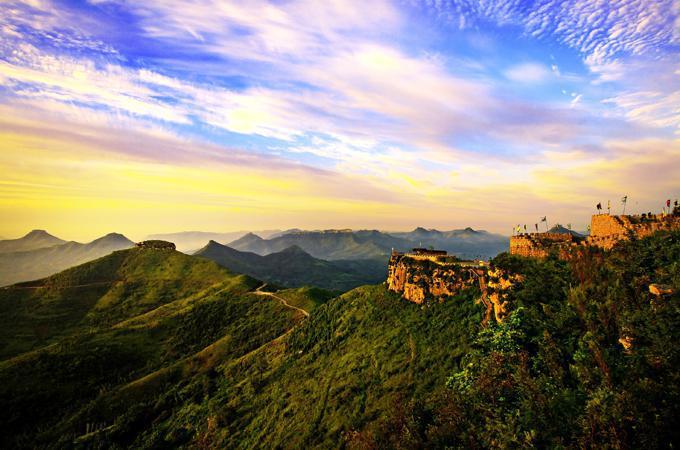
[0,232,135,286]
[0,245,328,447]
[195,240,385,291]
[0,229,66,253]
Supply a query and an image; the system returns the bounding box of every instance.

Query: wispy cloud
[0,0,677,236]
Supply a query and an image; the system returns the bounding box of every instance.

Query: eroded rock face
[649,283,674,297]
[387,254,520,323]
[484,267,523,322]
[387,254,477,305]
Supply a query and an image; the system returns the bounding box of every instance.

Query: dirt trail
[253,286,309,318]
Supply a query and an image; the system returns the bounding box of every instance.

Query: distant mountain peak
[463,227,476,233]
[24,229,55,238]
[91,233,134,245]
[278,244,308,255]
[547,224,583,237]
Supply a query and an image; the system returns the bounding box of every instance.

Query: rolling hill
[0,245,327,447]
[0,233,135,286]
[195,240,385,291]
[0,229,66,253]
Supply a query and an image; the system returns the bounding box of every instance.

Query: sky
[0,0,678,240]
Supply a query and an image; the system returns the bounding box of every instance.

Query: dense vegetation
[1,231,678,448]
[351,231,680,448]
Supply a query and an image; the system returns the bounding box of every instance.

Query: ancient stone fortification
[510,213,680,258]
[387,249,518,322]
[135,240,176,250]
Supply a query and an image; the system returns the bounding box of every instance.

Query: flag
[535,223,538,232]
[667,199,671,208]
[607,200,611,210]
[596,202,602,211]
[621,195,627,203]
[541,216,547,222]
[523,224,527,232]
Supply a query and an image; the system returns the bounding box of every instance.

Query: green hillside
[2,232,679,449]
[0,247,330,448]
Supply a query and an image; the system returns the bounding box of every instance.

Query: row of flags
[596,197,677,216]
[513,216,548,235]
[596,196,628,214]
[513,198,677,236]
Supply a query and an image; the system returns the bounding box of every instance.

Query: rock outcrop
[386,250,520,323]
[387,252,482,304]
[135,240,176,250]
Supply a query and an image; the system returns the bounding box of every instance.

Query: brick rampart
[511,213,680,257]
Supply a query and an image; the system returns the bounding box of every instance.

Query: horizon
[1,1,678,239]
[2,210,659,243]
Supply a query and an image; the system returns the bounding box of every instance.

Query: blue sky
[0,0,678,239]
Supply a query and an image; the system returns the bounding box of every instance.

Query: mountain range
[0,229,66,253]
[0,232,134,286]
[146,229,284,252]
[227,227,507,261]
[195,240,385,291]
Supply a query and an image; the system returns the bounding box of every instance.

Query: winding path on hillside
[224,284,310,365]
[253,283,310,318]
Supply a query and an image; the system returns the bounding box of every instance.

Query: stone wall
[511,213,680,257]
[509,233,576,258]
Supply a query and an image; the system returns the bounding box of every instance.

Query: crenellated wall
[510,213,680,258]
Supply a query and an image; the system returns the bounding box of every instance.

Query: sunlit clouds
[0,0,677,238]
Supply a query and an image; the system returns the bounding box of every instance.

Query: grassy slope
[0,248,324,448]
[71,284,483,449]
[0,248,249,359]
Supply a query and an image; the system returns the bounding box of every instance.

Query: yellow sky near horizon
[1,107,678,242]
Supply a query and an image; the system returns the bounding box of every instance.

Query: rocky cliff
[386,253,520,322]
[386,253,481,304]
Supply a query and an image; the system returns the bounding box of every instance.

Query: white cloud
[504,62,551,82]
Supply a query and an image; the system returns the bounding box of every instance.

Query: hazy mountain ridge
[228,227,508,261]
[0,232,135,286]
[146,230,283,252]
[0,229,66,253]
[195,240,385,291]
